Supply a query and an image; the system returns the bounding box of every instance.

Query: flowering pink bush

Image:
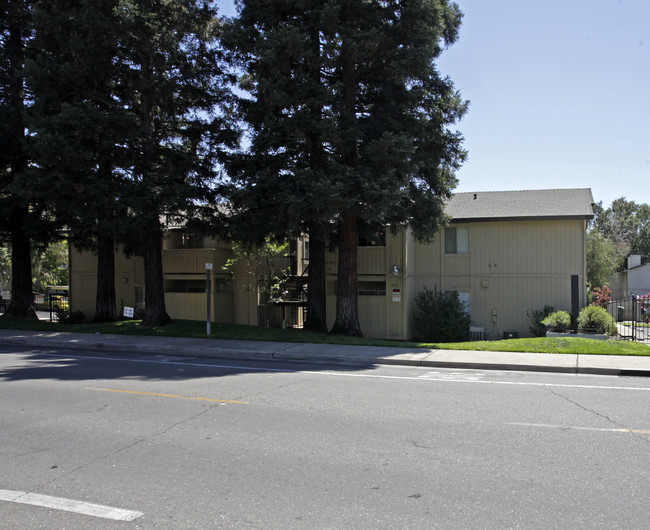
[590,285,612,309]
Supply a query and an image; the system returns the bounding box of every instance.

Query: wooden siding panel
[408,219,586,338]
[358,295,386,338]
[70,273,96,317]
[357,247,386,275]
[163,293,235,324]
[470,275,573,339]
[165,293,205,321]
[163,249,231,274]
[470,221,584,276]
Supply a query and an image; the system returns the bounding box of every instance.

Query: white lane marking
[418,371,487,381]
[507,422,650,434]
[15,352,650,392]
[0,489,142,521]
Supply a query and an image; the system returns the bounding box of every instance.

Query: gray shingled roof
[445,188,594,222]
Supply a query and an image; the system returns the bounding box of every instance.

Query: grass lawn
[1,315,649,356]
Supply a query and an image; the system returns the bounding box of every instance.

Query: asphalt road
[1,346,649,529]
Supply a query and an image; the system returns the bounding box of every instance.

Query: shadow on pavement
[0,346,378,383]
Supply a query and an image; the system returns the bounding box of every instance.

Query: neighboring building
[70,188,594,340]
[610,254,650,300]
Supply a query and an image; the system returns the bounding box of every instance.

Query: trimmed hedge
[542,310,572,332]
[578,305,616,335]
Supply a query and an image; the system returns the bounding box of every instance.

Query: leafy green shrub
[577,305,617,335]
[56,309,85,324]
[527,305,555,337]
[412,287,471,342]
[541,310,572,332]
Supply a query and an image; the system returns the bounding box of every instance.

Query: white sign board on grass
[123,306,134,318]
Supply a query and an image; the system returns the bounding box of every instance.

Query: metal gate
[610,295,650,342]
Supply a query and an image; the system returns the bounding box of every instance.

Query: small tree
[412,287,470,343]
[223,239,291,304]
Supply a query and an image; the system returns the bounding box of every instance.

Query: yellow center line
[86,387,248,404]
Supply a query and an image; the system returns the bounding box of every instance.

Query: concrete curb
[2,330,650,377]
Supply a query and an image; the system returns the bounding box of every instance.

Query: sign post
[205,263,213,336]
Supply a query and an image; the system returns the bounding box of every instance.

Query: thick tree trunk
[138,35,169,328]
[330,212,362,336]
[5,208,36,319]
[141,216,170,327]
[304,221,328,333]
[92,234,116,322]
[4,10,35,320]
[330,19,362,336]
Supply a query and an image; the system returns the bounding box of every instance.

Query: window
[358,281,386,296]
[163,230,208,249]
[445,227,469,254]
[165,279,205,293]
[359,229,385,247]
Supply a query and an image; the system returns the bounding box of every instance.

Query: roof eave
[450,214,594,224]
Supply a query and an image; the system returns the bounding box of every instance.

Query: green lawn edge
[1,316,649,356]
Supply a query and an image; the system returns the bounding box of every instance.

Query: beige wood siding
[70,245,143,319]
[326,245,388,275]
[165,293,206,321]
[163,249,231,274]
[470,221,584,276]
[163,292,235,323]
[324,232,406,339]
[357,246,386,275]
[409,220,587,339]
[70,243,239,324]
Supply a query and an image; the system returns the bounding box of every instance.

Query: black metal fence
[608,295,650,342]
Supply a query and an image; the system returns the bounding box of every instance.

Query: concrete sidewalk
[1,329,650,376]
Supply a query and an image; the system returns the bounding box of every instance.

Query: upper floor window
[445,227,469,254]
[359,229,385,247]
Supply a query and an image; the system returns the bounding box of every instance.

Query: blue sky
[219,0,649,208]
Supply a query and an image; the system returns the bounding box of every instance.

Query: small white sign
[205,263,213,270]
[123,306,134,318]
[392,289,401,302]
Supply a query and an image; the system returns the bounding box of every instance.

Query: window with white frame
[444,226,469,254]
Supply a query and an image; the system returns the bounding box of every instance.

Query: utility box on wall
[503,330,519,339]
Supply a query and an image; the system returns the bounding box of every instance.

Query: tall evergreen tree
[26,0,131,322]
[226,0,467,336]
[328,0,467,336]
[223,1,338,333]
[0,0,38,319]
[113,0,233,327]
